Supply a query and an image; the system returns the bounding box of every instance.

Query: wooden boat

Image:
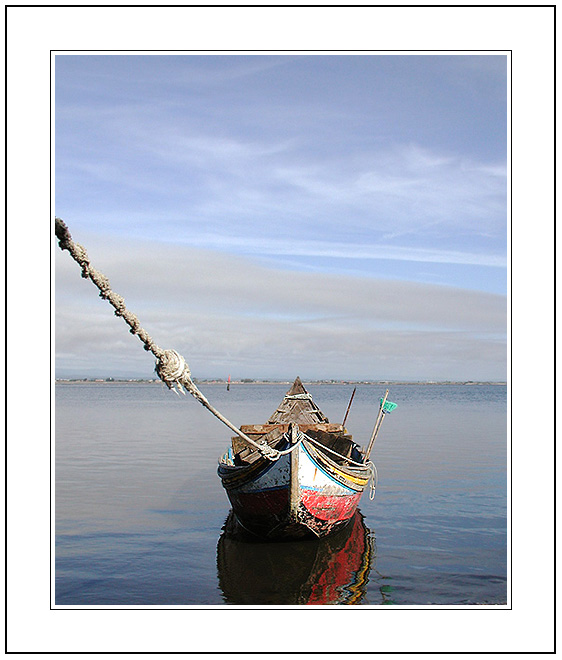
[217,377,377,539]
[54,220,396,541]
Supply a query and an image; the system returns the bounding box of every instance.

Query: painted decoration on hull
[219,438,369,538]
[300,489,363,522]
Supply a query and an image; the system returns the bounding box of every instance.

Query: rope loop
[365,461,378,500]
[275,428,305,456]
[155,349,192,392]
[257,443,281,460]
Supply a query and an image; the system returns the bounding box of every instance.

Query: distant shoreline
[55,378,507,386]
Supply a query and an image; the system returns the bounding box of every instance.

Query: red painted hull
[300,489,363,522]
[218,439,371,539]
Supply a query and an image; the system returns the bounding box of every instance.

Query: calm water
[55,382,507,606]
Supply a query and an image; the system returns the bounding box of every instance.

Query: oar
[342,386,356,427]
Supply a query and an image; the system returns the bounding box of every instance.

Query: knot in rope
[258,443,280,460]
[155,349,192,393]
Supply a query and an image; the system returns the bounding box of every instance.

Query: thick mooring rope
[54,217,279,460]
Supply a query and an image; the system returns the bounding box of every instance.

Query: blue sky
[55,54,507,381]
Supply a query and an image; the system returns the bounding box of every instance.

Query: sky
[55,54,508,381]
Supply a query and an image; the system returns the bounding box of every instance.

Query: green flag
[381,399,397,413]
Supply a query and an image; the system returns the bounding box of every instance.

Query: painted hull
[218,437,371,539]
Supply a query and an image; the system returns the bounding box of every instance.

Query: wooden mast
[364,389,389,462]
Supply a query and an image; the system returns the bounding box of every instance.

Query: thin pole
[364,389,389,462]
[342,387,357,427]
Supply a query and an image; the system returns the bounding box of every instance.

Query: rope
[54,217,279,461]
[274,429,306,456]
[366,461,378,500]
[273,430,378,498]
[300,432,378,498]
[302,433,365,468]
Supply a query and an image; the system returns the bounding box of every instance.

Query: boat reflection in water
[217,509,374,605]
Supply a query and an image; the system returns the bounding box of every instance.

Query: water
[55,382,507,606]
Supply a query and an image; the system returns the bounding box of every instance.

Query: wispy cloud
[58,123,506,260]
[162,233,506,267]
[56,239,506,380]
